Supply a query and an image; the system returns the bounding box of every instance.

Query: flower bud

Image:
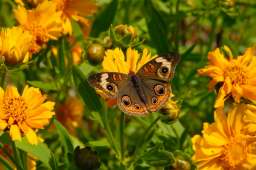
[87,43,105,65]
[159,96,180,122]
[74,146,100,170]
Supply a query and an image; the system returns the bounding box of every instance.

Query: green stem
[11,142,25,170]
[130,116,161,167]
[101,105,120,159]
[120,112,125,161]
[0,155,13,170]
[0,64,7,87]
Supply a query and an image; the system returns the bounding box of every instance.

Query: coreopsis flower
[102,47,155,73]
[56,96,84,134]
[0,27,33,64]
[192,104,256,169]
[14,1,63,53]
[159,94,180,121]
[0,85,55,145]
[53,0,97,35]
[198,46,256,108]
[97,48,155,106]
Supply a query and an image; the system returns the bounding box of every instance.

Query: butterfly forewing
[137,54,180,82]
[88,72,128,99]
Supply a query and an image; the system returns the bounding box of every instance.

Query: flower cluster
[0,0,97,146]
[0,0,96,65]
[193,46,256,169]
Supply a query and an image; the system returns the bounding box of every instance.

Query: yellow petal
[25,129,38,145]
[126,48,139,73]
[10,125,22,141]
[241,85,256,101]
[0,119,7,130]
[0,87,4,103]
[5,85,20,98]
[214,87,227,108]
[208,48,229,70]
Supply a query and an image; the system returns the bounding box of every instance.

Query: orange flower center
[225,64,248,85]
[26,24,48,44]
[222,137,247,168]
[4,97,28,124]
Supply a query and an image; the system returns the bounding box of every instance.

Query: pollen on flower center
[27,24,48,43]
[4,97,28,124]
[225,64,248,85]
[222,137,247,167]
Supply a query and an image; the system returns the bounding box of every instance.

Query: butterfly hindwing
[140,78,171,112]
[88,72,128,99]
[117,80,148,116]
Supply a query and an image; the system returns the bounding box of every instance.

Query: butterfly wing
[136,54,179,112]
[88,72,128,99]
[117,80,148,116]
[140,79,171,112]
[137,54,180,82]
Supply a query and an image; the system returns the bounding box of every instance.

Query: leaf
[27,81,58,91]
[15,139,51,166]
[90,0,118,37]
[72,66,102,112]
[71,20,86,48]
[144,0,169,53]
[141,149,174,166]
[88,138,110,148]
[49,152,58,170]
[53,119,74,154]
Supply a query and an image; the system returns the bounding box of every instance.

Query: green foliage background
[1,0,256,169]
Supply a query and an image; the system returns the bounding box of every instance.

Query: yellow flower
[159,94,180,121]
[0,27,33,64]
[53,0,97,35]
[198,46,256,108]
[102,47,155,74]
[56,96,84,134]
[14,1,63,53]
[0,85,55,145]
[192,104,256,170]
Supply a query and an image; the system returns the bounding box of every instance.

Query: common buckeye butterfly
[88,54,179,116]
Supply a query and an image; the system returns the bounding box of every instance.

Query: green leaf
[144,0,169,53]
[72,66,102,112]
[27,81,58,91]
[90,0,118,37]
[71,20,86,48]
[15,139,51,166]
[53,119,74,154]
[88,138,110,148]
[141,149,174,166]
[0,156,13,170]
[49,152,58,170]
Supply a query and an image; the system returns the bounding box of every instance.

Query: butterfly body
[88,54,179,116]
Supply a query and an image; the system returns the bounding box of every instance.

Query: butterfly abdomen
[130,74,148,104]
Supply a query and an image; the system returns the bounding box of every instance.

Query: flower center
[222,137,247,168]
[4,97,28,124]
[225,64,248,85]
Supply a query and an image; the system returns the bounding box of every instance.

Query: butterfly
[88,54,179,116]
